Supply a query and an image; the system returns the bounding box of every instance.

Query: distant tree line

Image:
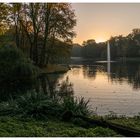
[71,29,140,60]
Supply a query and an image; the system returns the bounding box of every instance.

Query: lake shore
[40,64,70,74]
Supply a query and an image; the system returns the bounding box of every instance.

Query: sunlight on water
[58,63,140,116]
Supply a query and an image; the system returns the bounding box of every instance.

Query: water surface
[58,61,140,116]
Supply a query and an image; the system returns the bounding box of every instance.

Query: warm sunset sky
[72,3,140,44]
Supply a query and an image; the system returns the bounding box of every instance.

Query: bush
[2,90,91,119]
[62,96,91,116]
[15,91,63,119]
[2,91,63,119]
[0,46,39,100]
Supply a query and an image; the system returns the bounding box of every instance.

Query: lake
[58,57,140,116]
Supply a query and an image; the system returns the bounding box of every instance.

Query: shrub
[9,91,63,119]
[15,91,53,119]
[2,90,91,119]
[62,96,91,116]
[0,46,39,100]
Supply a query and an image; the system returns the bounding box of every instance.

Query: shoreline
[40,64,70,74]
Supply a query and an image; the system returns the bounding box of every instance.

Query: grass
[1,113,140,137]
[109,117,140,131]
[41,64,70,74]
[0,116,120,137]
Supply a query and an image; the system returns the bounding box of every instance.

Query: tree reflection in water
[37,74,74,99]
[0,72,74,101]
[81,62,140,90]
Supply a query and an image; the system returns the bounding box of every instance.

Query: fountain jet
[107,41,111,62]
[107,41,111,76]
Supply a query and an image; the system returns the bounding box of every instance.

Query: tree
[14,3,76,67]
[71,44,82,57]
[0,3,76,67]
[39,3,76,67]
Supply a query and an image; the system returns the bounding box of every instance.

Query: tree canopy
[0,3,76,67]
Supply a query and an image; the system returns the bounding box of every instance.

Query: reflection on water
[0,71,64,101]
[58,62,140,116]
[107,61,110,76]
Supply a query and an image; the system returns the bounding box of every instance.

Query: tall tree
[9,3,76,67]
[40,3,76,67]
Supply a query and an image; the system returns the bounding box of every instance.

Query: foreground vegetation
[0,116,121,137]
[0,101,140,137]
[0,91,121,137]
[0,90,120,137]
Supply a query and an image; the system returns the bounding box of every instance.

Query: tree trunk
[32,35,38,65]
[40,4,51,67]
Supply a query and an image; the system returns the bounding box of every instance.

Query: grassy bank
[0,114,140,137]
[0,116,120,137]
[109,117,140,131]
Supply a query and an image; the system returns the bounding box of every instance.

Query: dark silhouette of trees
[71,44,82,57]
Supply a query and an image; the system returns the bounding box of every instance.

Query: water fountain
[107,41,111,62]
[95,40,114,75]
[107,41,111,75]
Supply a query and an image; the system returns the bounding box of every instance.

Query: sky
[72,3,140,44]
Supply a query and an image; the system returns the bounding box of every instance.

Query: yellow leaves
[26,21,33,33]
